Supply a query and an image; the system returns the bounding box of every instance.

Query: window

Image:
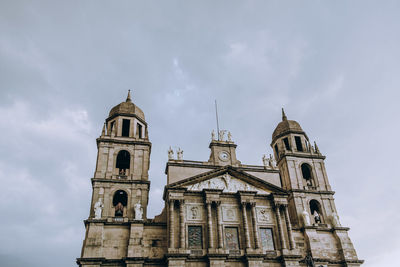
[113,190,127,217]
[137,123,143,138]
[224,227,240,250]
[295,136,303,151]
[188,226,203,249]
[116,150,130,175]
[301,163,313,186]
[260,228,275,251]
[283,137,291,150]
[122,119,130,137]
[274,144,279,158]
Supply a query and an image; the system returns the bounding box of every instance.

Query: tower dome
[108,90,145,121]
[272,109,304,141]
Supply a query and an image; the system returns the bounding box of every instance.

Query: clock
[219,151,230,161]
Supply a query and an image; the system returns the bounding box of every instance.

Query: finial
[126,90,132,102]
[282,108,287,121]
[314,141,320,153]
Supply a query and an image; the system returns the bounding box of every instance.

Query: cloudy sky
[1,1,399,266]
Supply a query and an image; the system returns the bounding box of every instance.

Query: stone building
[77,92,363,267]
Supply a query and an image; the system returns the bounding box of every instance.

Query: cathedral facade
[77,93,363,267]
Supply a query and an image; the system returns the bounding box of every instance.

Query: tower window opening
[301,163,313,186]
[310,200,322,224]
[113,190,128,217]
[283,138,291,151]
[122,119,130,137]
[295,136,303,151]
[274,144,279,158]
[116,150,130,176]
[137,123,143,138]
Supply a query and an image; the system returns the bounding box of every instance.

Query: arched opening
[113,190,128,217]
[309,200,323,224]
[116,150,130,176]
[301,163,313,187]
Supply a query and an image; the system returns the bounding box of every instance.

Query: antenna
[215,100,220,140]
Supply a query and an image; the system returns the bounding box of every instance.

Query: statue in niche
[94,198,103,219]
[211,130,216,141]
[218,130,226,141]
[134,202,143,220]
[227,131,232,142]
[190,206,199,219]
[115,202,124,216]
[331,212,341,227]
[177,148,183,160]
[302,210,311,226]
[313,210,321,224]
[168,146,174,160]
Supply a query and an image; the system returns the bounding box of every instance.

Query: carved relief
[256,207,271,223]
[222,206,238,222]
[186,205,203,221]
[186,173,269,194]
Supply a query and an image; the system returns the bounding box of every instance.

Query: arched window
[116,150,130,175]
[309,200,322,224]
[301,163,313,186]
[113,190,128,217]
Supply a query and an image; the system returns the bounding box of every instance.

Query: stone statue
[302,210,311,226]
[331,212,341,227]
[218,130,226,141]
[134,202,143,220]
[177,147,183,160]
[313,210,321,224]
[94,198,103,219]
[269,154,276,168]
[211,130,216,141]
[262,154,268,167]
[227,131,232,142]
[115,202,124,216]
[168,146,174,160]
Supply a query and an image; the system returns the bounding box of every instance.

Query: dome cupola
[272,108,304,142]
[108,90,145,121]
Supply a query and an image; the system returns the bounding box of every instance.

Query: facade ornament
[269,154,276,168]
[218,130,226,141]
[168,146,174,160]
[94,198,103,219]
[331,212,341,227]
[177,147,183,160]
[227,131,232,142]
[302,210,311,226]
[211,130,216,141]
[262,154,268,167]
[313,210,321,224]
[134,202,143,220]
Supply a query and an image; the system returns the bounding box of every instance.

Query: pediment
[185,173,271,194]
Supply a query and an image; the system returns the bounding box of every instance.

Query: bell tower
[78,91,152,265]
[271,108,361,265]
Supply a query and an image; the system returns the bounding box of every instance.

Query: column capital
[178,199,185,205]
[206,200,213,205]
[249,201,257,208]
[215,200,221,206]
[241,201,248,207]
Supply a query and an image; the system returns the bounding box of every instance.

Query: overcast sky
[1,1,399,266]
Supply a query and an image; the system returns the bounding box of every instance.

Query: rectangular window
[260,228,275,251]
[122,119,130,137]
[283,137,291,150]
[274,144,279,158]
[295,136,303,152]
[188,226,203,249]
[224,227,240,250]
[137,123,143,138]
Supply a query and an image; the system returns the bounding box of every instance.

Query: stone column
[241,202,251,249]
[250,202,260,249]
[169,200,175,248]
[215,201,223,249]
[283,205,295,250]
[179,199,185,249]
[206,201,214,249]
[275,205,287,250]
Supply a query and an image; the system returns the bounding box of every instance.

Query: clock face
[219,151,230,161]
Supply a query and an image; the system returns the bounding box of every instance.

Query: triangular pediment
[185,173,270,194]
[167,166,286,195]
